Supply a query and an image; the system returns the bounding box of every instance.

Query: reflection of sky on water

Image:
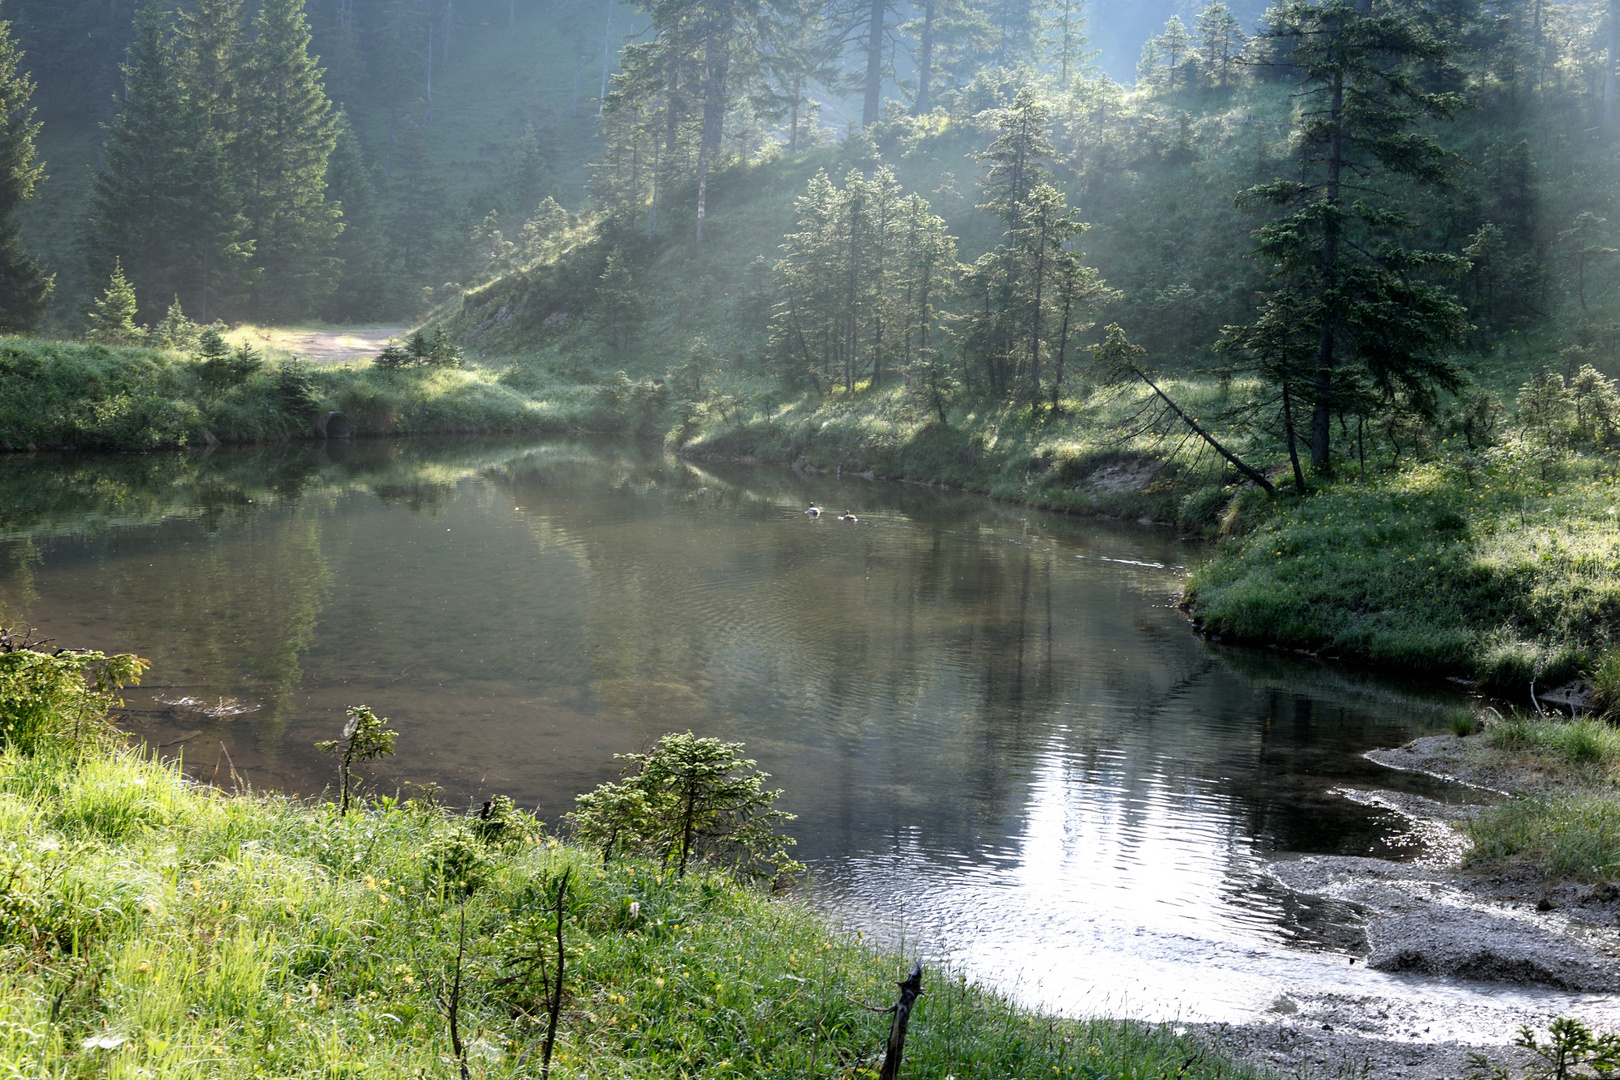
[0,441,1606,1035]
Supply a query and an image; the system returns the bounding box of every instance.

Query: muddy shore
[1195,733,1620,1079]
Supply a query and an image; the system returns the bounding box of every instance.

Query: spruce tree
[238,0,341,320]
[85,2,191,325]
[85,260,142,344]
[1220,0,1469,474]
[0,13,50,331]
[388,117,447,302]
[173,0,256,320]
[325,112,387,319]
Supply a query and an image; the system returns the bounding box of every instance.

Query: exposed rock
[1083,459,1160,494]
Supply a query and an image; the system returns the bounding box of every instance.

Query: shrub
[0,628,146,753]
[568,732,801,880]
[273,359,321,416]
[201,341,264,388]
[373,341,413,370]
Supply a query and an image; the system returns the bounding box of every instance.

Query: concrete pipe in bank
[313,411,352,439]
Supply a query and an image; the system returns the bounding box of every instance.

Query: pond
[0,439,1592,1036]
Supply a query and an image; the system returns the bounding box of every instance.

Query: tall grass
[1467,795,1620,882]
[0,737,1271,1079]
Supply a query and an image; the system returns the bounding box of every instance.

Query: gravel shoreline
[1194,734,1620,1079]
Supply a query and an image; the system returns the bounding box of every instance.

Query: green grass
[1186,455,1620,689]
[0,733,1272,1078]
[0,337,600,451]
[1466,794,1620,883]
[1482,713,1620,768]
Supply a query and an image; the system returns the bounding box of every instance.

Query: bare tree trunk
[879,964,924,1080]
[1311,61,1345,471]
[915,0,934,115]
[694,24,729,242]
[789,75,800,152]
[598,0,615,117]
[1606,0,1617,129]
[861,0,885,127]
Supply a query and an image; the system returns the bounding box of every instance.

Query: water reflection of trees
[488,456,1459,877]
[0,440,1462,882]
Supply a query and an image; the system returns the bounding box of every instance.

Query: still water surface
[0,440,1593,1033]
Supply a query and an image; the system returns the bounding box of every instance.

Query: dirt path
[226,325,408,365]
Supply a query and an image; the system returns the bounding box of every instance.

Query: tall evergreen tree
[0,11,49,331]
[174,0,256,320]
[85,2,190,324]
[238,0,341,319]
[1220,0,1469,473]
[325,111,387,318]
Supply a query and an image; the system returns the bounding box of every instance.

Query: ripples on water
[0,440,1589,1032]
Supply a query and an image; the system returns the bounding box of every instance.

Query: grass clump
[1484,714,1620,768]
[1466,794,1620,883]
[0,652,1270,1079]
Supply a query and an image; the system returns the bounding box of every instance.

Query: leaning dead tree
[1093,324,1277,496]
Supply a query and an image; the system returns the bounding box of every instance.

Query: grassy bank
[0,337,596,451]
[1186,455,1620,691]
[1388,711,1620,884]
[0,655,1268,1080]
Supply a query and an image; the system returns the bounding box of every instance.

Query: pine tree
[176,0,246,142]
[1195,1,1245,88]
[238,0,341,320]
[596,247,642,352]
[1220,1,1469,474]
[388,117,447,301]
[86,260,142,344]
[173,0,256,321]
[0,13,50,331]
[325,112,388,319]
[85,2,191,325]
[1042,0,1090,88]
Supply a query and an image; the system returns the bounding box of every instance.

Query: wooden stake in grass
[447,900,470,1080]
[541,868,570,1080]
[880,962,924,1080]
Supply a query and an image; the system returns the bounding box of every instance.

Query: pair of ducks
[806,503,857,522]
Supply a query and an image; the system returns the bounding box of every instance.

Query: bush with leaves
[422,825,495,898]
[0,628,147,753]
[567,732,801,880]
[470,794,535,848]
